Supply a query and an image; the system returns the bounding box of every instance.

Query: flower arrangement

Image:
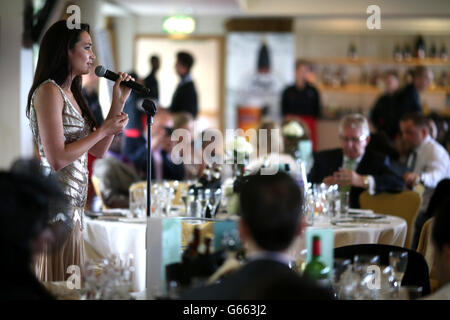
[226,136,253,177]
[282,121,305,139]
[226,136,254,157]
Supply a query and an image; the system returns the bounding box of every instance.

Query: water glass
[389,251,408,287]
[129,183,147,218]
[353,254,380,275]
[207,188,222,218]
[339,190,350,217]
[188,198,202,218]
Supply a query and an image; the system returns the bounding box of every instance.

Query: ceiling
[106,0,450,18]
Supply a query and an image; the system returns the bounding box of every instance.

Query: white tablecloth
[84,214,407,292]
[288,214,407,261]
[84,218,146,292]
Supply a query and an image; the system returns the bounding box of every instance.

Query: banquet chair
[359,190,422,248]
[416,217,440,293]
[334,244,430,296]
[91,175,108,211]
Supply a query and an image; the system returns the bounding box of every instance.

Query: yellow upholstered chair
[416,217,440,293]
[91,175,108,211]
[359,190,422,248]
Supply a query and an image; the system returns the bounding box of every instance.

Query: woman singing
[27,20,132,281]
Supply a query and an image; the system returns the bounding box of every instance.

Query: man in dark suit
[389,66,433,140]
[308,114,404,208]
[144,55,160,101]
[180,172,333,300]
[170,51,198,119]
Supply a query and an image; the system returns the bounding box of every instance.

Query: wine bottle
[441,43,448,61]
[394,43,403,61]
[347,43,357,60]
[303,236,330,286]
[414,35,426,59]
[183,227,200,263]
[430,42,438,58]
[404,43,412,61]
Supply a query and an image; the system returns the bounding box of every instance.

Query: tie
[345,158,356,171]
[340,158,355,193]
[407,151,417,172]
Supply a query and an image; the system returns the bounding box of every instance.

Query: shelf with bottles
[316,83,450,95]
[309,56,450,67]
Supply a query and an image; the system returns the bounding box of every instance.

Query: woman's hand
[100,112,129,136]
[112,72,134,105]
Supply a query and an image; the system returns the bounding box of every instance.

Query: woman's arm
[34,83,127,171]
[88,72,133,158]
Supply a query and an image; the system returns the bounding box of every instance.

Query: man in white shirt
[400,113,450,189]
[400,112,450,248]
[423,198,450,300]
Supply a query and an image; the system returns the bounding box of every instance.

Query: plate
[348,208,374,215]
[101,208,130,217]
[118,217,147,223]
[351,214,385,220]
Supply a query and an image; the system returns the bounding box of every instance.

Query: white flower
[282,121,304,138]
[226,136,253,155]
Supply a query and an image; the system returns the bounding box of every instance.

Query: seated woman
[247,121,299,175]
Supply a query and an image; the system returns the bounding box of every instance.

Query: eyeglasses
[339,135,368,143]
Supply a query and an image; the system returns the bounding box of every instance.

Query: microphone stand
[141,99,158,217]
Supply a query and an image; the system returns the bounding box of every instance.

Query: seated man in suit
[308,113,404,208]
[123,108,184,182]
[92,133,141,209]
[180,171,333,300]
[399,112,450,248]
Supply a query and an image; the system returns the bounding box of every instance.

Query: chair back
[359,190,421,248]
[334,244,430,296]
[416,217,440,293]
[91,175,108,211]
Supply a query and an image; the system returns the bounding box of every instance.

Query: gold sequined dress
[29,79,91,281]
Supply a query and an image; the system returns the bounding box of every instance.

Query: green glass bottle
[304,236,330,285]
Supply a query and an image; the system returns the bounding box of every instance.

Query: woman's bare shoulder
[33,81,64,111]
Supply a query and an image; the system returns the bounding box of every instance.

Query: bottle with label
[183,227,200,263]
[441,43,448,61]
[414,35,426,59]
[393,43,403,61]
[303,236,330,286]
[404,43,412,61]
[430,42,438,58]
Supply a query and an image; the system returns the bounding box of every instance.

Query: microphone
[95,65,151,97]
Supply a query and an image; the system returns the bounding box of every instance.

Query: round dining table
[288,214,407,261]
[83,213,407,293]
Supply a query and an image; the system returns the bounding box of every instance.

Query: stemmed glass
[353,254,380,300]
[389,251,408,288]
[207,188,222,218]
[180,188,189,216]
[198,189,211,218]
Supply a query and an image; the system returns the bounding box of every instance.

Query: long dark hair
[26,20,96,129]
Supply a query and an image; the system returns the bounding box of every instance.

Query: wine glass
[389,251,408,288]
[198,189,210,218]
[180,189,189,216]
[207,188,222,218]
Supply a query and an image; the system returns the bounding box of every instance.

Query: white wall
[0,0,34,169]
[114,15,227,72]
